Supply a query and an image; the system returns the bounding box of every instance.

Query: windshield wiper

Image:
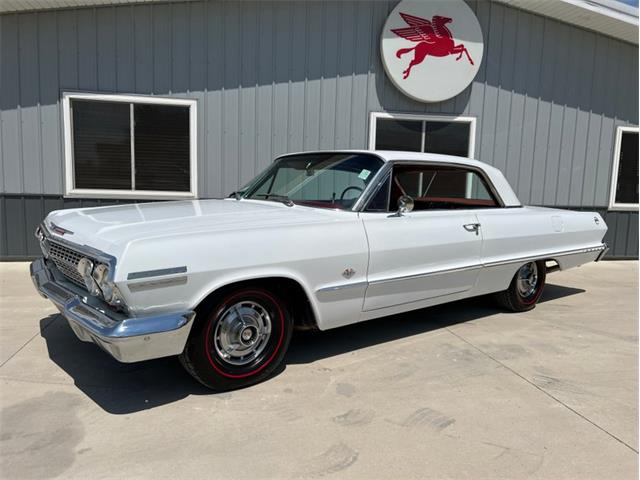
[253,194,295,207]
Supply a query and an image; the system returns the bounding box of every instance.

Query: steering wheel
[339,186,364,200]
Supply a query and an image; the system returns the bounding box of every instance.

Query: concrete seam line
[0,376,72,387]
[0,375,130,391]
[0,314,57,369]
[445,327,639,455]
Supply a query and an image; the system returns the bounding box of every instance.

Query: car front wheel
[494,260,546,312]
[180,287,293,391]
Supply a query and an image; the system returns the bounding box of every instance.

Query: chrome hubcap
[516,262,538,298]
[213,301,272,366]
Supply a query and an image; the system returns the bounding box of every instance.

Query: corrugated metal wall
[0,0,638,259]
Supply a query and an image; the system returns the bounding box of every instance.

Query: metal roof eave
[494,0,639,44]
[0,0,637,44]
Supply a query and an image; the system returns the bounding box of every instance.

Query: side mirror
[397,195,414,215]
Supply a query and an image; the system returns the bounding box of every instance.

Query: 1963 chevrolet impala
[31,151,608,390]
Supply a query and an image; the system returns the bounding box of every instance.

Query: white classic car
[31,150,608,390]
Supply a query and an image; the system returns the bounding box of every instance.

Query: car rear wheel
[494,260,546,312]
[180,287,293,391]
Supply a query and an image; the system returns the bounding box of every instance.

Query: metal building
[0,0,638,260]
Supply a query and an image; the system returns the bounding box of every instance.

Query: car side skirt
[314,244,606,329]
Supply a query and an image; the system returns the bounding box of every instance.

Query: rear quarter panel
[473,206,607,294]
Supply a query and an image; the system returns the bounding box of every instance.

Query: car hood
[45,199,343,255]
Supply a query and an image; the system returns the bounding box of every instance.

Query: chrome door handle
[463,223,481,234]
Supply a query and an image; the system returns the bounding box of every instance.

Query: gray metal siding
[0,194,160,259]
[0,0,638,259]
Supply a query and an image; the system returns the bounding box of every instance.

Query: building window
[368,112,476,158]
[609,126,639,211]
[63,93,197,199]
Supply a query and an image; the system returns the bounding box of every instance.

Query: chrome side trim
[316,244,606,295]
[127,266,188,280]
[128,276,188,292]
[369,264,483,286]
[316,281,369,294]
[483,244,607,268]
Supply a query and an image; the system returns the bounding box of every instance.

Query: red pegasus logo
[392,13,474,79]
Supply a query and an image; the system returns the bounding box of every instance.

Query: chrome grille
[45,240,88,288]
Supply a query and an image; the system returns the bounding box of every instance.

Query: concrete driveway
[0,261,637,479]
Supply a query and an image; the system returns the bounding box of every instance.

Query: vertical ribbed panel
[0,0,638,206]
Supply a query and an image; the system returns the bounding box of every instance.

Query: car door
[360,163,499,311]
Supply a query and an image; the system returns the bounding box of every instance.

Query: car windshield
[243,153,384,210]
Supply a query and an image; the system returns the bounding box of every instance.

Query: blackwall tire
[179,287,293,391]
[494,260,546,312]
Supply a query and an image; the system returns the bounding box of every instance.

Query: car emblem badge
[342,268,356,279]
[50,222,73,235]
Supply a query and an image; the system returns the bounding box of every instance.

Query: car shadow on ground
[38,283,584,415]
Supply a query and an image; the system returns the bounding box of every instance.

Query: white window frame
[62,92,198,200]
[608,125,639,211]
[368,112,477,158]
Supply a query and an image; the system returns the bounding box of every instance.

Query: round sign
[380,0,484,103]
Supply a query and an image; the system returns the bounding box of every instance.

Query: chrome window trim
[355,160,505,212]
[360,170,392,213]
[352,162,394,212]
[240,151,388,212]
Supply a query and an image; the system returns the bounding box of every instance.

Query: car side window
[389,164,499,211]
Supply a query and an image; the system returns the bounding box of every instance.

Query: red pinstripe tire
[494,261,546,312]
[180,287,293,391]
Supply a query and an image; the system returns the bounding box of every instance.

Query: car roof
[275,149,522,207]
[278,149,484,167]
[372,150,485,166]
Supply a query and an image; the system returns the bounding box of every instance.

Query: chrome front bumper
[30,258,195,363]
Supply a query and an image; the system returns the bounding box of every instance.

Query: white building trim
[62,92,198,200]
[608,125,640,211]
[368,112,477,159]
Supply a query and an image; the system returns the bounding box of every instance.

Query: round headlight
[77,257,93,276]
[92,263,109,285]
[92,264,124,306]
[92,264,113,299]
[77,257,101,297]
